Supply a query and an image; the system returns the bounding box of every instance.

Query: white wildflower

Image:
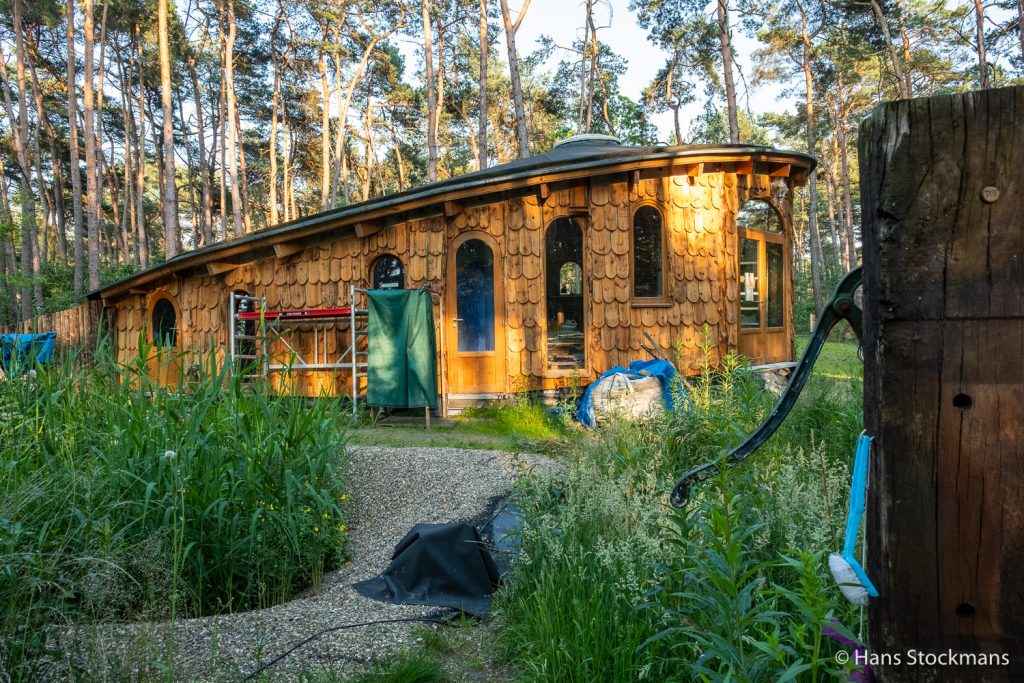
[163,450,177,460]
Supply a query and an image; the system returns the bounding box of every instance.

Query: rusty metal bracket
[669,266,864,508]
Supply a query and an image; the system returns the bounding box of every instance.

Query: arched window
[150,295,178,348]
[633,206,664,299]
[545,217,585,371]
[372,255,405,290]
[737,200,783,233]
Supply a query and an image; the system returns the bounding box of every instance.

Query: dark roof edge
[90,144,815,300]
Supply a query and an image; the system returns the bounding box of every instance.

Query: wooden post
[861,85,1024,681]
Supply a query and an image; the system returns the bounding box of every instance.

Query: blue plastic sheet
[0,333,57,375]
[577,358,677,427]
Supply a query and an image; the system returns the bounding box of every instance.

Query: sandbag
[590,373,664,424]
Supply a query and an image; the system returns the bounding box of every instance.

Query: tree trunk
[499,0,531,158]
[158,0,179,257]
[422,0,438,182]
[836,76,858,268]
[478,0,488,170]
[972,0,988,88]
[319,48,331,209]
[188,56,213,245]
[868,0,911,99]
[797,0,824,313]
[234,104,251,232]
[135,27,150,267]
[82,0,101,288]
[717,0,739,143]
[269,46,280,225]
[68,0,86,295]
[222,0,243,237]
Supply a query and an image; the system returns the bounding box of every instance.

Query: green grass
[796,334,863,382]
[1,340,351,680]
[351,398,582,454]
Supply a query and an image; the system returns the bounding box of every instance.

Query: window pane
[738,200,782,233]
[153,298,178,347]
[546,218,585,371]
[455,240,495,352]
[766,242,784,328]
[633,207,663,297]
[739,238,760,329]
[373,256,404,290]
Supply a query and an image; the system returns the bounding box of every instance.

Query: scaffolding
[228,286,443,422]
[228,287,368,413]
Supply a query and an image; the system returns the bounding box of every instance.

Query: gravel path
[71,445,554,681]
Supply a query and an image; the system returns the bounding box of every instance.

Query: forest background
[0,0,1021,327]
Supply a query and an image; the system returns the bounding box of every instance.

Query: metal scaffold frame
[228,287,368,412]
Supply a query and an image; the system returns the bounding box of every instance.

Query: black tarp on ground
[354,522,501,618]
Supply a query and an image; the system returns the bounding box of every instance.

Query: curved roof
[91,138,815,300]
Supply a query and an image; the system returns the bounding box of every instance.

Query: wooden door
[445,233,506,394]
[737,229,789,364]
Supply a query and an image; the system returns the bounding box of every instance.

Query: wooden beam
[206,262,240,276]
[768,163,791,177]
[273,241,305,259]
[686,162,704,177]
[538,182,550,201]
[734,160,754,175]
[443,200,463,217]
[354,221,383,238]
[129,288,149,295]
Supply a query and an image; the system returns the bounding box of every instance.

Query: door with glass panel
[737,201,789,364]
[446,234,506,394]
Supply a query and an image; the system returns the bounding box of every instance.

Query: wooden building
[88,135,814,405]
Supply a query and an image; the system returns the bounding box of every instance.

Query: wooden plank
[273,242,305,258]
[354,221,382,238]
[861,85,1024,682]
[767,163,791,177]
[443,200,463,217]
[206,262,240,276]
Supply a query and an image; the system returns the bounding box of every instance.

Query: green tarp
[366,289,438,409]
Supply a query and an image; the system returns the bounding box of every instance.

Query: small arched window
[633,206,664,298]
[372,255,405,290]
[151,295,178,348]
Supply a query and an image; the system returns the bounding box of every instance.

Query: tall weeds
[500,337,864,681]
[0,340,351,679]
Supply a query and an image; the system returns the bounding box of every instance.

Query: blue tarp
[577,358,677,427]
[0,333,57,375]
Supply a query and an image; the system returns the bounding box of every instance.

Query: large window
[737,201,783,233]
[151,295,178,348]
[632,206,664,298]
[545,218,585,371]
[455,240,495,352]
[372,255,405,290]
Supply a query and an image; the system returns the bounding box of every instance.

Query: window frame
[147,291,181,349]
[370,254,406,290]
[630,202,670,306]
[542,215,588,377]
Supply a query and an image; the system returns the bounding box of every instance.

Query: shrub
[0,341,350,679]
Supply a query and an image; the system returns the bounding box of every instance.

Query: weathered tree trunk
[717,0,739,143]
[83,0,101,288]
[269,25,281,225]
[422,0,438,182]
[862,85,1024,683]
[234,104,251,232]
[499,0,531,158]
[478,0,488,170]
[68,0,86,295]
[158,0,179,257]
